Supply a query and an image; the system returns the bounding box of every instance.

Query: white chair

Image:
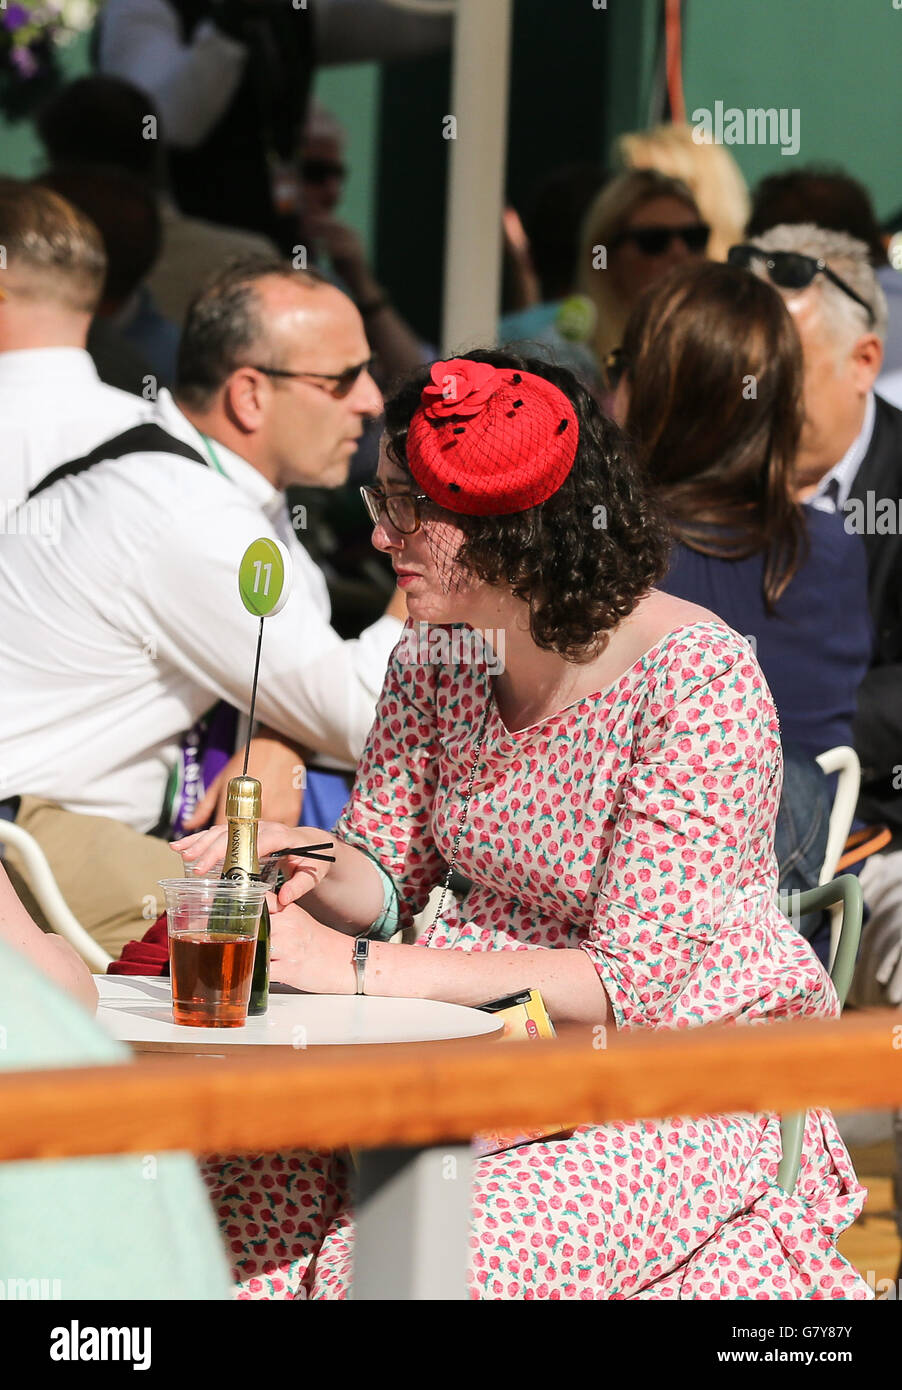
[0,821,112,973]
[814,745,861,971]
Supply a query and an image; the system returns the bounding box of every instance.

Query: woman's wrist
[269,906,359,995]
[352,939,611,1025]
[359,940,393,996]
[297,839,387,934]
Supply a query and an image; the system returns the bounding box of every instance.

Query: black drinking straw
[243,616,265,776]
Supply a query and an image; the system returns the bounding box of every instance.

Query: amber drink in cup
[159,877,267,1027]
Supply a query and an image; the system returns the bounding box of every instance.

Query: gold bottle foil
[223,776,262,879]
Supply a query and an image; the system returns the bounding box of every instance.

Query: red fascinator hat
[406,358,579,515]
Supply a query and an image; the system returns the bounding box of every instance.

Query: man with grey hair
[736,224,889,498]
[739,227,883,489]
[738,227,898,876]
[738,222,902,1259]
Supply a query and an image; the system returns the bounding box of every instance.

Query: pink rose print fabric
[202,620,870,1300]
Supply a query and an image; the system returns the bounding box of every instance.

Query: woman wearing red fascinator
[177,351,868,1301]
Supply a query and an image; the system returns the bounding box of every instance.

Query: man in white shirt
[0,179,153,522]
[0,256,404,955]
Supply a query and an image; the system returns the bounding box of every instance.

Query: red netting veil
[406,357,579,516]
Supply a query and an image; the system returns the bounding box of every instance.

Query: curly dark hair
[383,349,670,662]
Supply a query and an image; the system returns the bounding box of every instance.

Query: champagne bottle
[221,775,270,1016]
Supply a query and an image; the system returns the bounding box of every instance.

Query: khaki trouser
[2,797,183,961]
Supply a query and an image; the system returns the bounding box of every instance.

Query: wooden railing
[1,1009,900,1162]
[2,1009,899,1299]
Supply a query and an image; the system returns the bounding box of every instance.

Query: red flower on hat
[420,358,503,419]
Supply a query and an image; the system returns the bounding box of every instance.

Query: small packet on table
[472,988,576,1158]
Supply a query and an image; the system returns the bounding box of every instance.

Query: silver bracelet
[353,936,370,995]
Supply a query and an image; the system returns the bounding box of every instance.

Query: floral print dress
[202,620,870,1300]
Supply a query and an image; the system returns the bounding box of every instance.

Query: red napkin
[107,914,170,976]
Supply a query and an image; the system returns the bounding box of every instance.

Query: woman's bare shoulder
[617,590,726,659]
[642,589,722,634]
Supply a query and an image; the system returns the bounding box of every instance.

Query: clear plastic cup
[181,857,223,879]
[159,878,268,1028]
[182,854,282,886]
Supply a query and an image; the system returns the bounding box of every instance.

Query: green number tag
[238,537,292,618]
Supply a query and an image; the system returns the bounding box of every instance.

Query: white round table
[94,975,503,1053]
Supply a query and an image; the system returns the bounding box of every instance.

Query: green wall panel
[0,33,91,177]
[682,0,902,218]
[313,63,381,259]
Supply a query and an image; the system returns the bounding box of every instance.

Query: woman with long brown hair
[613,260,872,928]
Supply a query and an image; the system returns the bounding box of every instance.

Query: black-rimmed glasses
[360,484,430,534]
[727,245,876,326]
[250,358,373,398]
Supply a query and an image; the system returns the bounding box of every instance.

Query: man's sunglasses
[250,358,372,398]
[727,244,876,326]
[360,484,430,535]
[301,158,347,185]
[611,223,710,257]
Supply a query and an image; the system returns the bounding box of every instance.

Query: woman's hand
[268,898,357,995]
[171,821,336,906]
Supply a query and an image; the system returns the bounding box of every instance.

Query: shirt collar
[808,392,875,512]
[153,389,284,520]
[0,346,102,387]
